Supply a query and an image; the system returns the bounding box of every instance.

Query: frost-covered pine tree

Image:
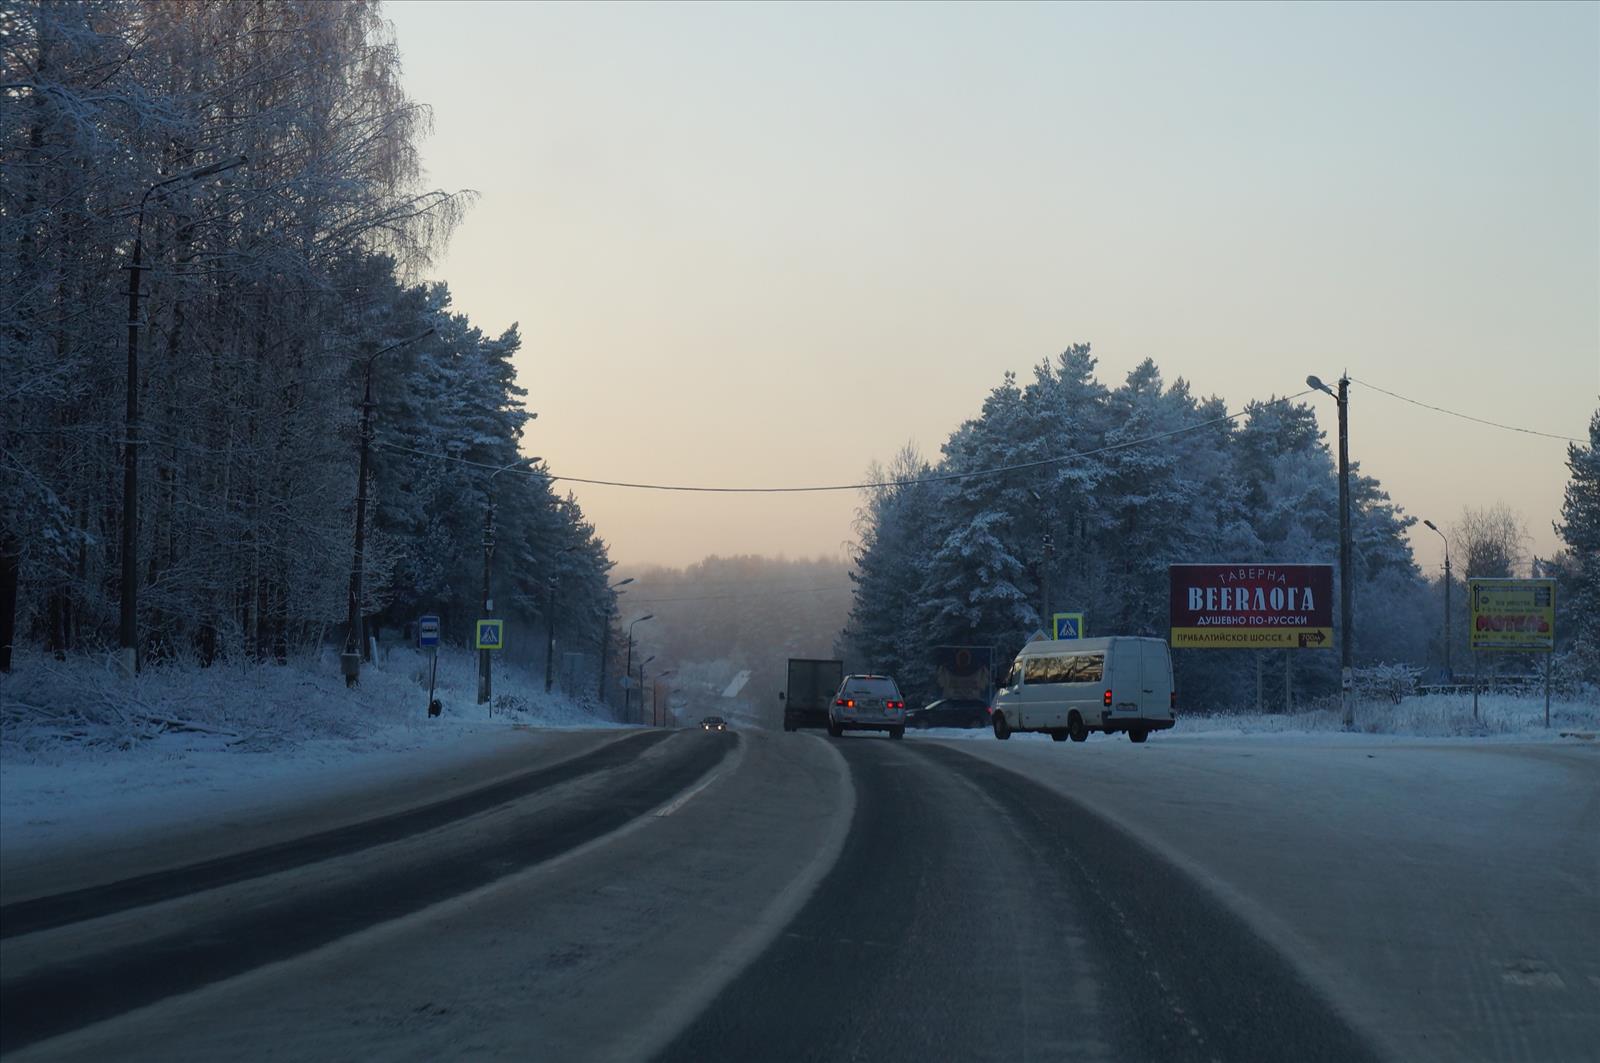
[1555,410,1600,684]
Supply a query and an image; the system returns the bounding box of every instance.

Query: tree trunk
[0,541,18,673]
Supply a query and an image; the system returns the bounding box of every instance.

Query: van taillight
[1171,690,1176,710]
[1103,689,1112,707]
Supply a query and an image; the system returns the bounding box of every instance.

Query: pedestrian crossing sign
[1052,613,1084,639]
[475,619,504,651]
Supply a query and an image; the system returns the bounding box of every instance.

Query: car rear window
[844,677,900,697]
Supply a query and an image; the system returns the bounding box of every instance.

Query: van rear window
[1024,653,1104,685]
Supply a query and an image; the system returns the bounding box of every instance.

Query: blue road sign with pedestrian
[475,619,504,651]
[1052,612,1084,639]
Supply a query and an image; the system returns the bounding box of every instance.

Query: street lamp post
[1029,489,1055,631]
[121,155,246,677]
[477,459,529,705]
[1422,519,1452,682]
[597,578,634,705]
[653,669,675,726]
[542,545,580,694]
[343,328,434,688]
[638,655,656,726]
[1308,373,1354,728]
[544,574,559,693]
[625,614,654,723]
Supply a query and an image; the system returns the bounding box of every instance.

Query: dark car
[699,716,729,732]
[906,698,990,729]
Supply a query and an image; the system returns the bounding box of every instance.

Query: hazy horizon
[386,0,1598,574]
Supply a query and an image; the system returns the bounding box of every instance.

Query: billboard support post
[1545,653,1551,729]
[1284,650,1293,714]
[1467,577,1555,726]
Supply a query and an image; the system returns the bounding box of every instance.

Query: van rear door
[1137,640,1173,719]
[1108,640,1141,721]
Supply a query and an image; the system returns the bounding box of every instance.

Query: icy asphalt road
[2,726,1595,1061]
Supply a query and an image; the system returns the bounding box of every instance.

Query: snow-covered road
[2,724,1595,1061]
[927,729,1600,1062]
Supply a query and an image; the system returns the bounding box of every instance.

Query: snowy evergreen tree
[841,445,945,696]
[1554,410,1600,683]
[843,348,1431,710]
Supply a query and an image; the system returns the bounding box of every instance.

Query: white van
[990,637,1175,743]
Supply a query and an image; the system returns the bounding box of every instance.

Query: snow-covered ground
[0,647,624,863]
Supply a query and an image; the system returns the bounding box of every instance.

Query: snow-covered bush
[1353,663,1422,704]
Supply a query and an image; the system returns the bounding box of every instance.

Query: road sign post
[475,619,504,712]
[418,614,442,717]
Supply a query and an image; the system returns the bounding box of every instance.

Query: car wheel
[827,719,843,738]
[1129,727,1148,743]
[890,726,905,740]
[993,712,1011,740]
[1050,729,1068,742]
[1067,713,1088,743]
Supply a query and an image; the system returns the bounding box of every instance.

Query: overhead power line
[375,387,1316,494]
[1349,378,1585,443]
[375,375,1582,496]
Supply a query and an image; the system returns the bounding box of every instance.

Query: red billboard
[1169,564,1334,649]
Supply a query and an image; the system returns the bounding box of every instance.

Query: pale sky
[385,0,1598,575]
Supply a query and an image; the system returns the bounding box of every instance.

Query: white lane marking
[653,767,724,817]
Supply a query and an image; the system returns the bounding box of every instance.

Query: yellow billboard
[1468,579,1554,652]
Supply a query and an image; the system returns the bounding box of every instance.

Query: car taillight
[1103,689,1112,707]
[1170,690,1176,710]
[835,698,846,706]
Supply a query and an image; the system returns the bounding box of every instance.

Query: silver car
[827,674,907,739]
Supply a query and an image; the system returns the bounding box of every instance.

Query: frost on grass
[0,646,620,764]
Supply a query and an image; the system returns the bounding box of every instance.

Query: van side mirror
[778,691,786,701]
